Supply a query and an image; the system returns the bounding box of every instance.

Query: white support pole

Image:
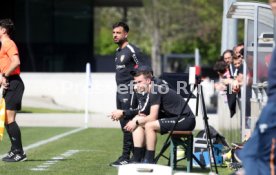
[221,0,237,54]
[85,63,92,128]
[195,48,200,66]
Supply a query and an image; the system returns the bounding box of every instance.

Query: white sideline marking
[30,149,80,171]
[0,127,86,159]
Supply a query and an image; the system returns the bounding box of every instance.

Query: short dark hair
[213,60,228,75]
[131,65,153,76]
[112,21,129,33]
[0,18,14,36]
[222,49,234,58]
[232,54,239,61]
[134,70,153,79]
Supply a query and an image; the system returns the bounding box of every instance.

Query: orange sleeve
[5,41,19,59]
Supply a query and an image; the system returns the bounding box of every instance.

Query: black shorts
[159,116,196,135]
[4,75,25,111]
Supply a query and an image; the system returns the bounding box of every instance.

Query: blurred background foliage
[94,0,268,68]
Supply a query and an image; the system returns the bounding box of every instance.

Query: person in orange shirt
[0,19,26,162]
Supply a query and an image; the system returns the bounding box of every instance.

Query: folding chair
[169,131,194,172]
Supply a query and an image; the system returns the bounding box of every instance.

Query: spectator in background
[222,49,235,78]
[232,54,243,84]
[214,59,231,92]
[213,59,240,117]
[233,43,244,59]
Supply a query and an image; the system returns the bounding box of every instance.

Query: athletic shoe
[2,150,15,162]
[2,150,27,162]
[109,156,129,167]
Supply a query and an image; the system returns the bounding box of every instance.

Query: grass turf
[0,128,234,175]
[19,107,83,114]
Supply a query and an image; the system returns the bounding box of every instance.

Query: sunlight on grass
[0,128,234,175]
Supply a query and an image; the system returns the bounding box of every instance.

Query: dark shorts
[159,116,196,135]
[4,75,25,111]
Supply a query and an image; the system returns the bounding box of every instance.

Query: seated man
[122,68,196,164]
[110,66,167,164]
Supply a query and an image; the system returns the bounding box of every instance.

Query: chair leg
[169,135,194,171]
[186,135,193,172]
[170,139,175,168]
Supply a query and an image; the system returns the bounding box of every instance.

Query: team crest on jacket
[120,55,125,62]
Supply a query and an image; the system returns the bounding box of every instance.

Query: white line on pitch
[0,127,86,159]
[30,150,81,171]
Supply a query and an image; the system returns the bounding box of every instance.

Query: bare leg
[145,121,160,151]
[132,126,145,147]
[6,110,16,124]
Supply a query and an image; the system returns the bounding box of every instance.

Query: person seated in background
[122,68,196,164]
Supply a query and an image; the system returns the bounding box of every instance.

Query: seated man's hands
[124,115,146,132]
[124,120,137,132]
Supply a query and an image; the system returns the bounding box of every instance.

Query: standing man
[0,19,26,162]
[239,1,276,174]
[110,21,147,167]
[124,69,196,163]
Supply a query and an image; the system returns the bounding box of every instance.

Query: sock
[122,131,133,159]
[5,124,15,151]
[133,147,144,162]
[144,150,155,163]
[6,122,23,153]
[141,147,146,161]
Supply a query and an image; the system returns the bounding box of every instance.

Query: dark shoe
[109,156,129,167]
[142,159,155,164]
[2,150,27,162]
[128,156,140,164]
[2,150,16,161]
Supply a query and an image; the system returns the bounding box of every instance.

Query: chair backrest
[160,72,195,98]
[118,163,172,175]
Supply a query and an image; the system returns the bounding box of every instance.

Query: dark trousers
[240,102,276,175]
[116,92,133,159]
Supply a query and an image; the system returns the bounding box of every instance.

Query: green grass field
[20,107,83,113]
[0,127,234,175]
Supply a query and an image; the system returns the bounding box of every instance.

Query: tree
[94,0,230,75]
[141,0,223,76]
